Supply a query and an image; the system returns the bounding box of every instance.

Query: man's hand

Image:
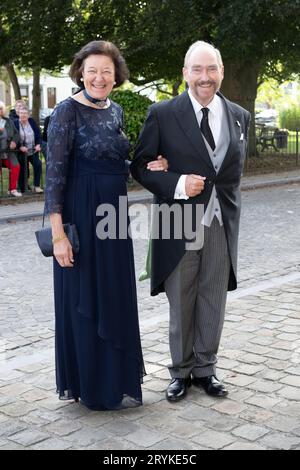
[147,155,168,172]
[185,174,206,197]
[20,146,28,153]
[35,144,41,153]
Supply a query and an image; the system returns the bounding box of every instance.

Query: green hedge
[110,90,152,151]
[280,105,300,131]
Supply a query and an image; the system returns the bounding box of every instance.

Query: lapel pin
[236,120,241,127]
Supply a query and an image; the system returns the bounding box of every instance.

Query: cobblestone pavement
[0,184,300,450]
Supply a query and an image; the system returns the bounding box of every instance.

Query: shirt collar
[188,89,222,118]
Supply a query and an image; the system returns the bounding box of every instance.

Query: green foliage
[215,0,300,80]
[257,78,300,111]
[2,0,300,91]
[0,0,74,70]
[280,105,300,131]
[74,0,205,87]
[78,0,300,88]
[110,90,152,149]
[156,81,186,101]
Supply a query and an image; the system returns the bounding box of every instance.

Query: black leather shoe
[192,375,228,397]
[166,377,191,402]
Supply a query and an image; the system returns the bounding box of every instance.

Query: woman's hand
[10,141,17,150]
[147,155,169,172]
[20,146,28,153]
[50,214,73,268]
[53,237,74,268]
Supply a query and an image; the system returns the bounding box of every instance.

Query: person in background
[41,114,50,161]
[9,99,27,121]
[14,107,43,193]
[0,101,21,197]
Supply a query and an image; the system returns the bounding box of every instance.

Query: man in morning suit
[130,41,251,402]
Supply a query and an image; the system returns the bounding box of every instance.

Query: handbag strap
[42,99,78,228]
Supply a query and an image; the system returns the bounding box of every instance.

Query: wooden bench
[256,125,278,153]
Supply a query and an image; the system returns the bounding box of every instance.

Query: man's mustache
[196,81,216,87]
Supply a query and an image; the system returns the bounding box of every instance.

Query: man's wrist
[174,175,189,200]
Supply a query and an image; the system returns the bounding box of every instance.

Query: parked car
[255,109,278,127]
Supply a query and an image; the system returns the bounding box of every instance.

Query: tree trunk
[172,80,182,97]
[32,66,41,126]
[5,63,21,101]
[221,62,260,157]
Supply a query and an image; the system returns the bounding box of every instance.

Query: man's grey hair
[184,41,223,68]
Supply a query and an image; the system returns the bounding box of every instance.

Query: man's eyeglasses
[189,65,219,75]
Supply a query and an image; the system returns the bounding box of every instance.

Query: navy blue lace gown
[45,97,145,410]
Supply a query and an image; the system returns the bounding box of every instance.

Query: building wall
[12,69,77,110]
[0,76,12,106]
[0,81,5,102]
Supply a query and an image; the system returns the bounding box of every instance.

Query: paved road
[0,184,300,450]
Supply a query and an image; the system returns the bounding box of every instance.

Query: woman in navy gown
[45,40,168,410]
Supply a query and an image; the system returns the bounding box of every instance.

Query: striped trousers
[164,217,231,379]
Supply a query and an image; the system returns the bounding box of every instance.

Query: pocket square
[240,133,244,141]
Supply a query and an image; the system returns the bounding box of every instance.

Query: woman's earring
[80,77,84,82]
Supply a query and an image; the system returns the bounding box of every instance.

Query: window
[40,86,43,107]
[47,87,56,108]
[20,85,29,100]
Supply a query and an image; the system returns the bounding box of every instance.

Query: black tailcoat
[130,91,251,296]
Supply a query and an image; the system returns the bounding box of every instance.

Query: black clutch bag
[36,100,80,259]
[35,223,80,257]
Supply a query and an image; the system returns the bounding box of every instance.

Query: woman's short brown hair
[69,40,129,88]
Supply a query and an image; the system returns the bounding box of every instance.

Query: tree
[77,0,212,95]
[101,0,300,154]
[212,0,300,153]
[78,1,300,121]
[122,0,300,153]
[2,0,299,150]
[0,0,74,123]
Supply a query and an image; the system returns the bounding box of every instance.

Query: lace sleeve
[44,100,75,215]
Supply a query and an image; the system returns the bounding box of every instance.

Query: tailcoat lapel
[217,92,242,173]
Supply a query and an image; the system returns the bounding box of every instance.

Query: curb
[1,176,300,225]
[241,176,300,191]
[1,211,45,225]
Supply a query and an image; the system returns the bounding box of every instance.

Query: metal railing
[255,124,299,165]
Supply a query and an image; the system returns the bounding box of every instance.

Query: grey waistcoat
[201,101,230,226]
